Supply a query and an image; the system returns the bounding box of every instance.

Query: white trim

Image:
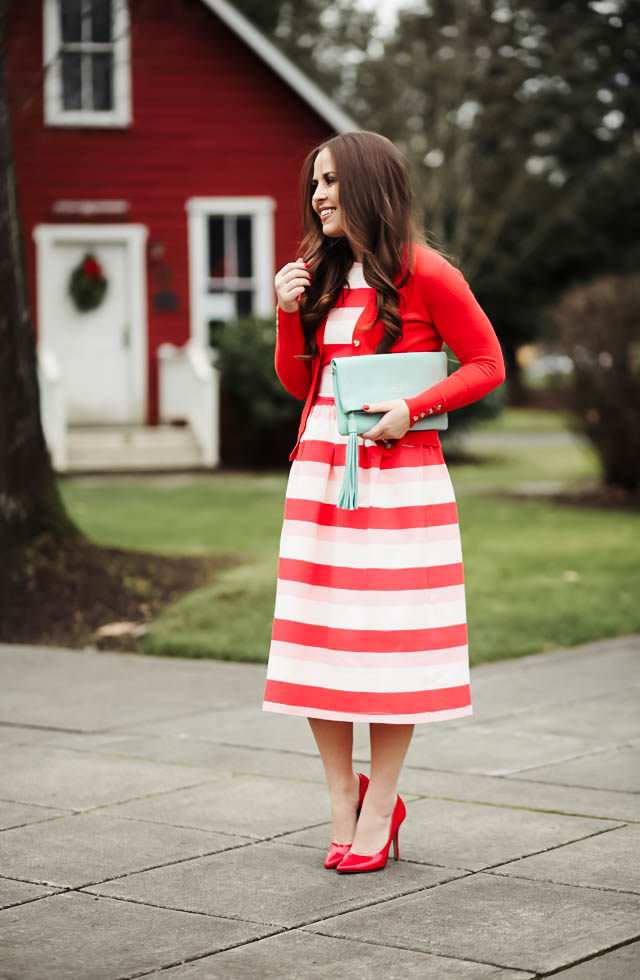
[43,0,132,128]
[186,196,275,345]
[33,223,148,422]
[37,347,68,470]
[199,0,359,134]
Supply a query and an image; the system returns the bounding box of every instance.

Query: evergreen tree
[236,0,640,399]
[352,0,640,394]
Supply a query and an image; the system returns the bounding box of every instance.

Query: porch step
[65,425,208,472]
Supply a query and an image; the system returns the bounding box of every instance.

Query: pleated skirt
[262,368,473,725]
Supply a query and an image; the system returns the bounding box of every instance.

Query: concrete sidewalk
[0,636,638,979]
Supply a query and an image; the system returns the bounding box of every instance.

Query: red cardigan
[275,244,506,461]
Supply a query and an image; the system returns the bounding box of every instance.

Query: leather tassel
[338,422,359,510]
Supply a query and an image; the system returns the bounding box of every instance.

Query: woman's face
[311,148,345,239]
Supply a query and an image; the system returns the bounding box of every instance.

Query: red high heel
[323,772,369,869]
[336,795,406,873]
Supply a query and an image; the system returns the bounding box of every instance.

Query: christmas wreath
[68,252,108,312]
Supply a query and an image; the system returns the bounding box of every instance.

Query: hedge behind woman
[262,131,505,873]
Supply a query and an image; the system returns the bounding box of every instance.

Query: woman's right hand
[275,258,311,313]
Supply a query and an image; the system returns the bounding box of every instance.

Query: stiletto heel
[323,772,369,869]
[336,795,406,873]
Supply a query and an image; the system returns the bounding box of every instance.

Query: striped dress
[263,263,472,725]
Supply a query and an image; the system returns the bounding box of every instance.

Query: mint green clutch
[330,352,449,510]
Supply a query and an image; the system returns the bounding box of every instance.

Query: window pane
[236,290,253,318]
[60,0,82,42]
[61,52,82,110]
[208,216,225,278]
[237,216,253,278]
[91,52,113,110]
[90,0,112,42]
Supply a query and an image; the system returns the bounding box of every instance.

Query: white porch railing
[37,346,67,472]
[157,340,219,467]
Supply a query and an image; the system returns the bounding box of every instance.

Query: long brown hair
[297,131,424,357]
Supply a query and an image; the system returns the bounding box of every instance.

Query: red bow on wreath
[82,256,105,279]
[69,251,108,312]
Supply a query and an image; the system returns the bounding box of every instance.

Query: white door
[46,238,135,424]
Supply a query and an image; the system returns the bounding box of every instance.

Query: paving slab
[552,941,640,978]
[1,636,639,979]
[396,767,640,822]
[84,840,467,928]
[0,723,60,746]
[0,811,249,889]
[24,730,640,821]
[281,797,622,872]
[0,643,266,730]
[490,824,640,894]
[481,688,640,744]
[0,800,70,831]
[0,890,273,980]
[464,636,640,722]
[42,732,327,781]
[144,929,534,979]
[0,742,222,809]
[404,722,596,776]
[522,743,640,792]
[117,704,371,756]
[307,872,640,974]
[0,877,62,910]
[104,773,333,839]
[24,730,155,751]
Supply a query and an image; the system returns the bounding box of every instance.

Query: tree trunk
[502,342,526,406]
[0,0,74,550]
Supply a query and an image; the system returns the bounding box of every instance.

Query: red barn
[6,0,356,470]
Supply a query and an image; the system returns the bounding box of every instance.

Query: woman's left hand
[359,399,411,443]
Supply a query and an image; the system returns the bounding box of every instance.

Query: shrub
[212,317,505,468]
[551,273,640,492]
[211,317,301,468]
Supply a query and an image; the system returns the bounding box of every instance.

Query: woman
[263,131,505,873]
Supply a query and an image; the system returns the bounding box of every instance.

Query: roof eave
[200,0,360,134]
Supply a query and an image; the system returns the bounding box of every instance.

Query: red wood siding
[5,0,333,421]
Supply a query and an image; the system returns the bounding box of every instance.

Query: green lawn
[469,406,573,433]
[457,494,638,663]
[60,411,639,665]
[61,474,287,662]
[451,442,599,492]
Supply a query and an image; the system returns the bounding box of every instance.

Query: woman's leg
[308,718,361,844]
[350,723,414,854]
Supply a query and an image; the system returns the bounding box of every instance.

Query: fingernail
[305,262,310,268]
[362,404,369,410]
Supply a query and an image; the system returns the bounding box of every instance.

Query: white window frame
[43,0,132,127]
[186,196,275,347]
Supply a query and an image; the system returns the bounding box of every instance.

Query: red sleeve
[404,261,506,424]
[274,306,313,401]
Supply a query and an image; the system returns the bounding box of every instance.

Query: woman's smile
[319,206,337,223]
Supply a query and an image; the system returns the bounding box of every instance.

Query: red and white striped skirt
[263,366,472,725]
